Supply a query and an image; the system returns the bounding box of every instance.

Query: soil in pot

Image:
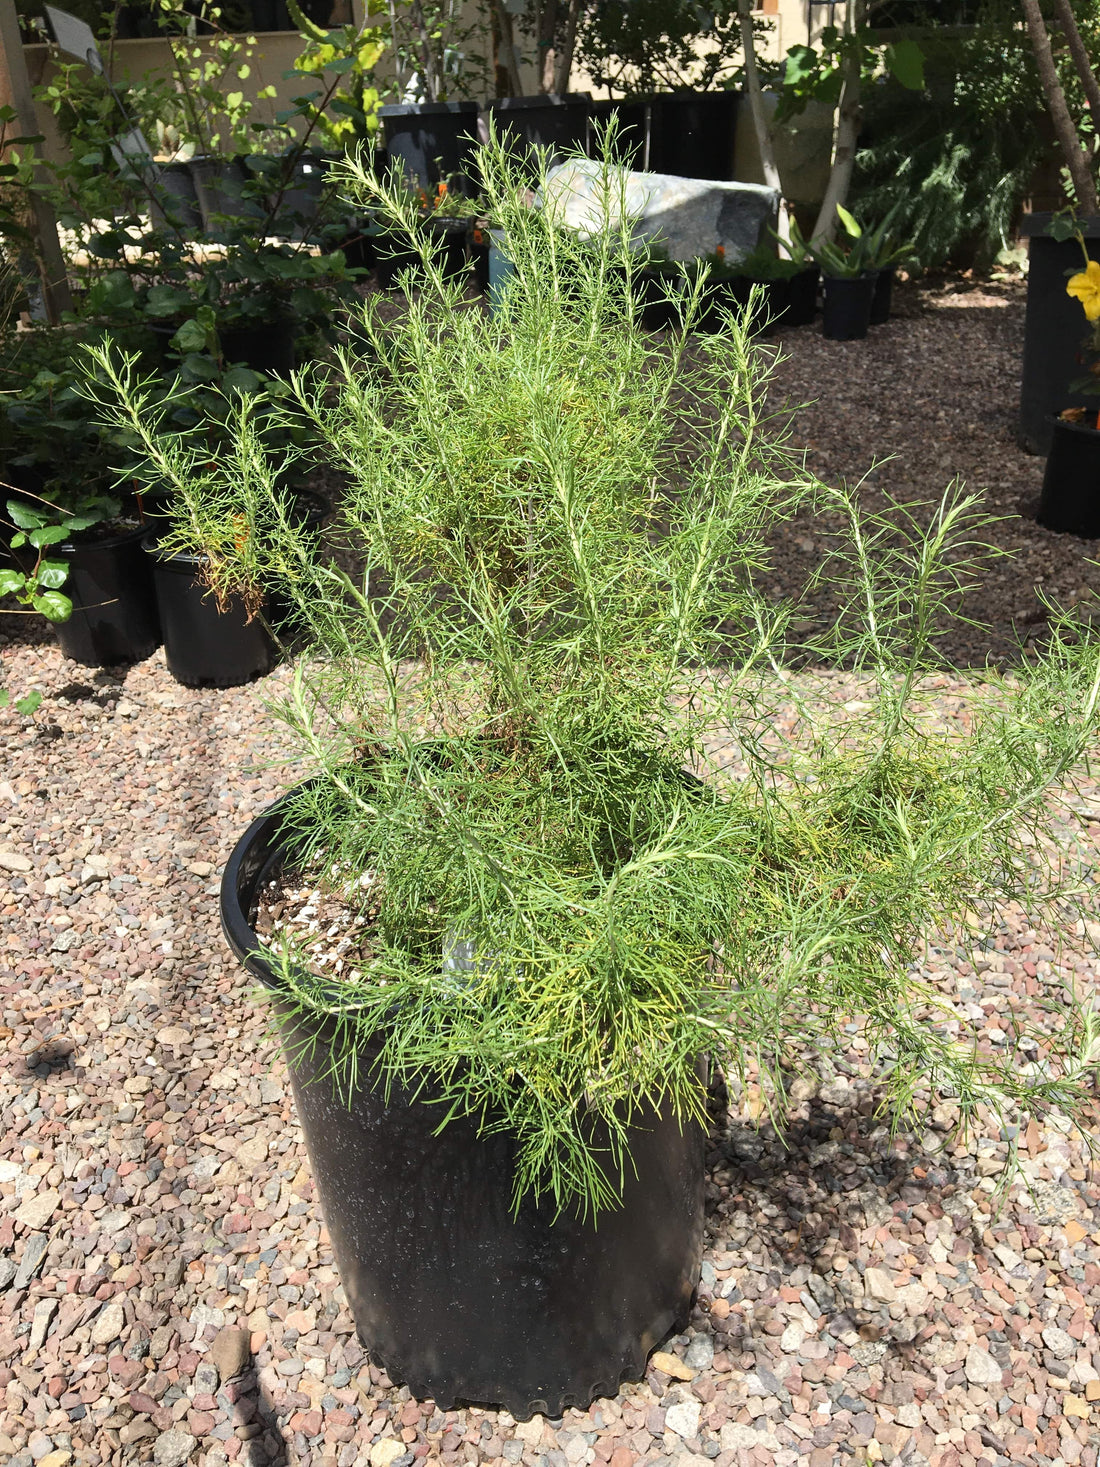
[51,518,162,668]
[1037,408,1100,538]
[821,273,877,341]
[220,785,706,1418]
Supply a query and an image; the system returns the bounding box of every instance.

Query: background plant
[90,135,1100,1221]
[575,0,778,96]
[852,0,1097,269]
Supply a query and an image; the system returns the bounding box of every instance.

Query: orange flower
[715,245,725,260]
[434,181,448,208]
[472,227,484,245]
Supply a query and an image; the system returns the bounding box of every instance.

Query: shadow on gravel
[699,1083,972,1369]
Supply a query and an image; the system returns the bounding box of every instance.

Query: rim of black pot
[487,93,591,111]
[1048,409,1100,434]
[59,518,149,555]
[377,101,480,117]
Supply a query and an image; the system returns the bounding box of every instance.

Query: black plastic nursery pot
[784,265,819,328]
[145,540,276,689]
[821,273,877,341]
[587,98,648,167]
[220,319,297,376]
[377,102,481,193]
[53,522,162,669]
[646,91,739,181]
[219,785,706,1418]
[634,268,684,331]
[191,156,264,237]
[374,219,470,290]
[486,94,592,172]
[1019,214,1100,455]
[869,266,895,327]
[1037,410,1100,538]
[147,161,202,235]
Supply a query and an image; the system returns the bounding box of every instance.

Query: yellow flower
[1067,259,1100,321]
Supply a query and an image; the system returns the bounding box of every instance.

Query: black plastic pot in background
[377,102,481,193]
[486,94,591,174]
[147,161,202,235]
[635,269,683,331]
[1037,411,1100,538]
[646,91,739,181]
[267,491,330,647]
[821,273,877,341]
[374,220,469,290]
[191,156,265,237]
[470,224,491,293]
[869,266,895,327]
[146,539,276,689]
[587,98,648,167]
[221,787,706,1418]
[784,265,819,328]
[53,523,161,669]
[1019,213,1100,455]
[220,319,297,376]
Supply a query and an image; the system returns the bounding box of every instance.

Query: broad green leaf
[9,532,25,549]
[783,44,819,87]
[28,525,70,548]
[14,690,42,715]
[6,500,47,530]
[884,39,925,92]
[172,318,210,352]
[36,560,70,591]
[0,569,26,596]
[33,590,72,622]
[836,204,862,239]
[146,283,192,316]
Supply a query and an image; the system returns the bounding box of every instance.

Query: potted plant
[92,134,1100,1417]
[0,328,162,667]
[810,203,879,341]
[1037,235,1100,538]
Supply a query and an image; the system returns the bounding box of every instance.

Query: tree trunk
[736,0,789,253]
[736,0,781,193]
[1021,0,1097,216]
[535,0,557,94]
[407,0,440,102]
[552,0,582,96]
[810,0,863,245]
[492,0,523,98]
[1050,0,1100,136]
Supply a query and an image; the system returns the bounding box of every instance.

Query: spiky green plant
[86,130,1100,1220]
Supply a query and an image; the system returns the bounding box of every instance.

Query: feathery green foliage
[86,130,1100,1220]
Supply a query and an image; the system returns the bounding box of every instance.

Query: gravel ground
[0,273,1099,1467]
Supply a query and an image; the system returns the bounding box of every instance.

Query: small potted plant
[810,204,880,340]
[1038,233,1100,538]
[0,329,162,668]
[93,133,1100,1418]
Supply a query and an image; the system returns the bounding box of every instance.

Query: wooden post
[0,0,73,322]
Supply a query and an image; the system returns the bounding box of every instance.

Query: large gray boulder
[539,159,779,263]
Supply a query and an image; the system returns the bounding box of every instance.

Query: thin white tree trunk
[736,0,789,252]
[810,0,863,245]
